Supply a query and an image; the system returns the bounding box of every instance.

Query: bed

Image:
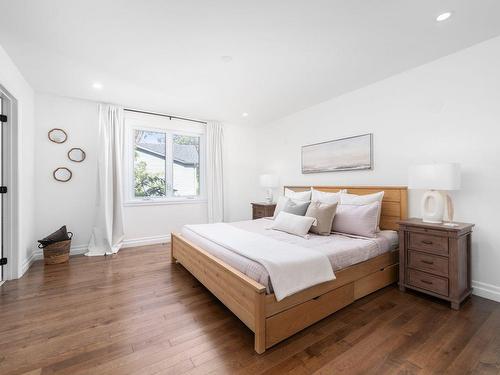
[171,186,408,353]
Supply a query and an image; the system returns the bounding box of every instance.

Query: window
[134,130,167,198]
[125,112,205,204]
[172,134,201,196]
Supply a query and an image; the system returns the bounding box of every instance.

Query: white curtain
[86,104,125,256]
[206,121,224,223]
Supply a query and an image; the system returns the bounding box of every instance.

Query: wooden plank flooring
[1,244,499,374]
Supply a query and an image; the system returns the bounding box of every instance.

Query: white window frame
[123,114,206,206]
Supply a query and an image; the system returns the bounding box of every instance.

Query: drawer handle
[421,279,433,285]
[422,240,433,245]
[421,260,434,265]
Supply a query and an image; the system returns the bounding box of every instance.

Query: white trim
[123,112,207,206]
[0,280,4,286]
[0,85,19,281]
[472,280,500,303]
[21,251,36,275]
[123,198,207,207]
[122,234,171,248]
[33,244,88,260]
[23,235,170,272]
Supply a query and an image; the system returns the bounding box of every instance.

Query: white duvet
[184,222,335,301]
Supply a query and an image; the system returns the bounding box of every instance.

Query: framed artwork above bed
[302,133,373,173]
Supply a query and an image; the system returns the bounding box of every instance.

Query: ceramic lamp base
[265,188,274,204]
[421,190,445,224]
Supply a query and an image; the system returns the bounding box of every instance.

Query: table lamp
[259,174,279,203]
[408,163,461,225]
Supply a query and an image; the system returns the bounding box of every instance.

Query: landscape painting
[302,133,373,173]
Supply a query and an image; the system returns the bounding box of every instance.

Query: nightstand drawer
[253,208,266,217]
[407,269,449,296]
[408,250,448,277]
[409,232,448,256]
[252,203,276,220]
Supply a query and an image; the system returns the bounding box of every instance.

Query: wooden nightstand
[398,218,474,310]
[251,202,276,219]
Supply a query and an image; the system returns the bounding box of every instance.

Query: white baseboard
[21,251,36,275]
[33,243,88,261]
[30,235,170,263]
[18,235,170,277]
[472,280,500,303]
[122,234,171,248]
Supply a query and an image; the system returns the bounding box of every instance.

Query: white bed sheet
[180,218,398,293]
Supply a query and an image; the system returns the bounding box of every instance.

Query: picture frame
[301,133,373,173]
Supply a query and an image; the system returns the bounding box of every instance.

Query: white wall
[256,36,500,302]
[34,92,258,253]
[34,93,98,253]
[0,44,36,279]
[223,123,259,222]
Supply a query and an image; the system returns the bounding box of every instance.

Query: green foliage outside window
[134,151,166,197]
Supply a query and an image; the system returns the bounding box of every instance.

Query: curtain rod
[124,108,207,125]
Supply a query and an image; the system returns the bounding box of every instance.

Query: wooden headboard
[284,186,408,231]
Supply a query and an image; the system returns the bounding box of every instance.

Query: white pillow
[269,212,317,238]
[311,189,345,204]
[340,191,384,228]
[284,188,312,202]
[273,196,289,219]
[332,201,380,238]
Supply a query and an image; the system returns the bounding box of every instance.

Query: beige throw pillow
[305,201,338,235]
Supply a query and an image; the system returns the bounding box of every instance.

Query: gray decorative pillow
[282,200,310,216]
[305,201,338,235]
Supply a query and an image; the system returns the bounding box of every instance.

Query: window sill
[124,198,208,207]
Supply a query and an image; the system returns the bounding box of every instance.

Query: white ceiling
[1,0,500,125]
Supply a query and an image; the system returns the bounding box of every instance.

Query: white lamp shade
[259,174,279,188]
[408,163,461,191]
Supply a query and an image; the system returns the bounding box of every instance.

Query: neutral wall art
[302,133,373,173]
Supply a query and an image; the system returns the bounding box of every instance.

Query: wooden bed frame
[171,186,408,353]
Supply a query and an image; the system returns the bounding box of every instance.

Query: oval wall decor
[67,148,86,162]
[48,128,68,144]
[53,167,72,182]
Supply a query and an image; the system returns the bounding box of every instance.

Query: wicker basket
[43,239,71,265]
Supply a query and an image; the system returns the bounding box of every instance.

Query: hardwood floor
[1,244,499,375]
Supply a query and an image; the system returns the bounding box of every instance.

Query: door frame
[0,85,19,281]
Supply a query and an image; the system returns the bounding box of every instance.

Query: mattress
[180,218,399,293]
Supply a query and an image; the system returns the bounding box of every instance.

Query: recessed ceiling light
[242,112,249,117]
[92,82,103,90]
[221,56,233,63]
[436,12,452,22]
